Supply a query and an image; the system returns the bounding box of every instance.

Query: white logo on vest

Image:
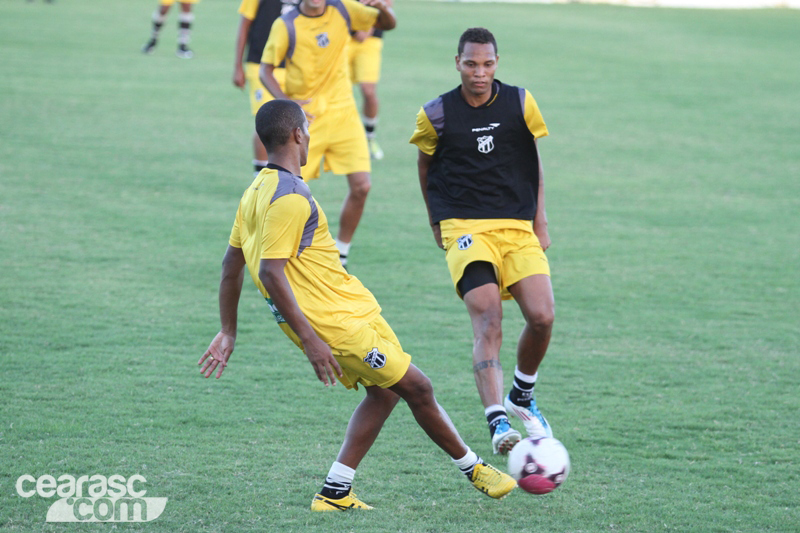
[457,234,473,250]
[364,348,386,369]
[477,135,494,154]
[316,32,329,48]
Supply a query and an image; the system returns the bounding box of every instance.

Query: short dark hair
[255,99,306,152]
[458,27,497,56]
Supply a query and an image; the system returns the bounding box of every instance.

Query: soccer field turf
[1,0,799,531]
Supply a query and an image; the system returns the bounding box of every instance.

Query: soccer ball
[507,437,570,494]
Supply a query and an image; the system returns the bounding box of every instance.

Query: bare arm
[533,139,550,251]
[259,63,313,120]
[232,16,252,89]
[361,0,396,31]
[259,258,343,386]
[199,245,246,378]
[417,149,443,249]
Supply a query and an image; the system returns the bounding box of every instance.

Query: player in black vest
[233,0,298,175]
[410,28,555,455]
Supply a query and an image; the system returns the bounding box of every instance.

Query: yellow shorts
[442,225,550,300]
[244,63,286,116]
[332,315,412,390]
[160,0,199,5]
[302,105,370,181]
[349,36,383,85]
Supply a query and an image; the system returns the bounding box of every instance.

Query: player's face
[298,118,311,167]
[456,42,498,99]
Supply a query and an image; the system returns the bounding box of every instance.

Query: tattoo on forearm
[473,359,502,373]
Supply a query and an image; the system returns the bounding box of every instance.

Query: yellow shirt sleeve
[238,0,259,20]
[408,107,438,156]
[229,208,242,248]
[523,89,549,139]
[343,0,380,32]
[261,194,312,259]
[261,18,289,66]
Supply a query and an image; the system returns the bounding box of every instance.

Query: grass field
[1,0,799,531]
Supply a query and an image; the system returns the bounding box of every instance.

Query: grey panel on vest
[518,87,526,113]
[329,0,351,31]
[281,8,302,60]
[270,170,319,257]
[423,96,445,138]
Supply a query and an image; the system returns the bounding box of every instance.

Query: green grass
[2,0,799,531]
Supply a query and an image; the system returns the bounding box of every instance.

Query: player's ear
[454,54,461,71]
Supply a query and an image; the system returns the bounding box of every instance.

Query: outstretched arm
[417,150,443,249]
[361,0,396,31]
[259,258,343,386]
[199,245,246,378]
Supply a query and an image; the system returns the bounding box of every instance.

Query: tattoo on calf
[473,359,502,373]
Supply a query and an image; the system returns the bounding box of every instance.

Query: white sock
[452,448,480,475]
[335,239,351,256]
[326,461,355,485]
[514,367,538,384]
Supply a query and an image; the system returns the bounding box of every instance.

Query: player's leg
[336,171,370,267]
[504,274,555,438]
[142,0,172,54]
[312,386,400,511]
[323,107,371,267]
[176,1,195,59]
[389,364,516,499]
[460,262,521,455]
[360,82,383,160]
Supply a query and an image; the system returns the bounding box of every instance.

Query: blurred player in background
[142,0,198,59]
[410,28,556,455]
[200,99,517,510]
[259,0,395,268]
[348,0,393,160]
[233,0,298,176]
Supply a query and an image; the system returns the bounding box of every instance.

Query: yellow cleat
[310,492,374,511]
[469,463,517,499]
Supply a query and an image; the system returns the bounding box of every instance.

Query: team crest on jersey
[457,234,473,250]
[477,135,494,154]
[255,89,263,102]
[364,348,386,369]
[316,32,330,48]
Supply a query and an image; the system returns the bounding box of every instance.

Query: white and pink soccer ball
[507,437,570,494]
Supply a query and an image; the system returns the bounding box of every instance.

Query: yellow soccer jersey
[261,0,379,117]
[229,166,381,348]
[238,0,259,20]
[410,88,548,156]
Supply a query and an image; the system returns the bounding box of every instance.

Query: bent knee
[527,307,554,330]
[349,177,371,199]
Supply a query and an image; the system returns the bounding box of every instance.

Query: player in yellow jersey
[233,0,298,176]
[258,0,395,268]
[410,28,556,455]
[348,0,393,160]
[199,100,516,510]
[142,0,199,59]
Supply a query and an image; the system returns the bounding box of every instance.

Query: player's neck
[266,151,303,176]
[299,3,325,17]
[460,86,493,108]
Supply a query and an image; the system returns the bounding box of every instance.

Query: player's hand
[360,0,388,10]
[302,335,343,387]
[431,223,444,250]
[352,30,371,43]
[534,221,551,251]
[198,331,235,379]
[291,99,315,123]
[233,65,246,89]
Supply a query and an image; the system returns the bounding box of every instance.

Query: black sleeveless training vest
[425,80,540,224]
